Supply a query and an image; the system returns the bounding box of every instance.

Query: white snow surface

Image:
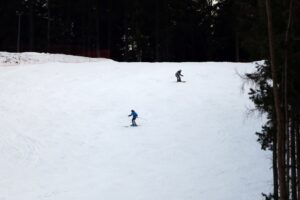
[0,53,271,200]
[0,52,108,66]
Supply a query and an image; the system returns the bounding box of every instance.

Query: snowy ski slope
[0,53,271,200]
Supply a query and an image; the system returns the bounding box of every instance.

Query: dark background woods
[0,0,265,62]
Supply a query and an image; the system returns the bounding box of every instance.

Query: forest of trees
[245,0,300,200]
[1,0,300,200]
[0,0,265,62]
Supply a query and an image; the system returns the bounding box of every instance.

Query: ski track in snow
[0,54,271,200]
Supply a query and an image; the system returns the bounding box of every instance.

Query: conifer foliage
[246,0,300,199]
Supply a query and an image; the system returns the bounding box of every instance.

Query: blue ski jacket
[129,110,138,118]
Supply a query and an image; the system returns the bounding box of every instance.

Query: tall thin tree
[265,0,288,199]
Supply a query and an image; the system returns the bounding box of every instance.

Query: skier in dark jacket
[128,110,138,126]
[175,70,183,82]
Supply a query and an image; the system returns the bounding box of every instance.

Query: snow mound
[0,52,113,66]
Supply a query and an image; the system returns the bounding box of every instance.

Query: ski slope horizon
[0,52,271,200]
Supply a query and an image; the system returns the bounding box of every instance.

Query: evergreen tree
[246,0,300,199]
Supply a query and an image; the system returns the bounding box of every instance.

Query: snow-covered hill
[0,52,109,65]
[0,53,271,200]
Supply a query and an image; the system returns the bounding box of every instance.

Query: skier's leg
[133,117,137,126]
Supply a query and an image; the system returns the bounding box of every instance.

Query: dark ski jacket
[175,70,183,77]
[129,110,138,118]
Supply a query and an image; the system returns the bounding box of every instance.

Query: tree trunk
[257,0,265,59]
[29,4,34,51]
[273,130,279,200]
[265,0,288,199]
[47,0,51,52]
[95,5,100,57]
[285,116,290,200]
[235,31,240,62]
[17,12,22,52]
[284,1,294,199]
[155,0,160,61]
[291,115,297,200]
[296,117,300,199]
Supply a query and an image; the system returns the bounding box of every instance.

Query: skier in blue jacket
[128,110,138,126]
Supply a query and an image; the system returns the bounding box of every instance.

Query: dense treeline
[0,0,262,62]
[245,0,300,199]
